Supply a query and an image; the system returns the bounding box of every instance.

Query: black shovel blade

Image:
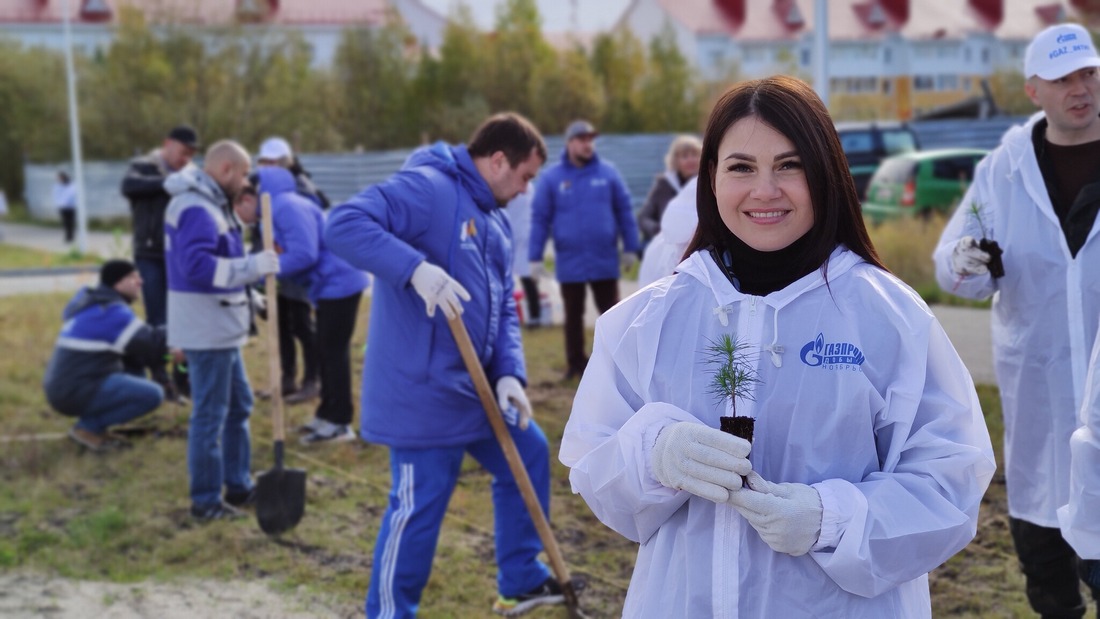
[255,466,307,536]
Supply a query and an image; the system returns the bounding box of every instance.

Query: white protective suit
[1058,329,1100,559]
[933,112,1100,528]
[560,246,995,618]
[637,177,698,287]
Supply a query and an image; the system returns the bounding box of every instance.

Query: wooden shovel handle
[446,315,579,610]
[260,193,285,443]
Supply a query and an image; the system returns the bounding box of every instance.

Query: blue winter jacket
[528,150,640,283]
[256,167,369,303]
[325,143,525,449]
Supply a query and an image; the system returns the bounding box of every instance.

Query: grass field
[0,286,1049,618]
[0,245,103,271]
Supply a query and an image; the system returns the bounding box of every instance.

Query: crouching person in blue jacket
[43,259,171,451]
[249,166,370,445]
[325,113,577,617]
[165,140,280,523]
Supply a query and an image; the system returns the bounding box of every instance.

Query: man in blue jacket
[326,113,573,617]
[528,120,640,380]
[43,259,170,451]
[249,167,370,445]
[165,140,280,523]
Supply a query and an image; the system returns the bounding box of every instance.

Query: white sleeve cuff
[812,478,866,551]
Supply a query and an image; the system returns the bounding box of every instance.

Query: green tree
[0,41,68,198]
[332,13,420,150]
[637,25,700,132]
[415,5,491,143]
[590,30,647,132]
[482,0,556,117]
[529,46,605,135]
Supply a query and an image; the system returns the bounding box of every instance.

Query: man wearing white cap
[934,22,1100,617]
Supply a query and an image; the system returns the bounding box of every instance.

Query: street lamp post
[61,0,88,255]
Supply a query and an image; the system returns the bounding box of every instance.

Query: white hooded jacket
[561,246,995,618]
[933,112,1100,527]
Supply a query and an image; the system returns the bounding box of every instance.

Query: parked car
[835,121,920,200]
[860,148,989,223]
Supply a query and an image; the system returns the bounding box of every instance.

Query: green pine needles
[703,334,761,416]
[968,201,990,239]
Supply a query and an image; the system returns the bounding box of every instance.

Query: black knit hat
[100,259,136,288]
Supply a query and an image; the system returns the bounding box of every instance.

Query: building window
[801,48,810,67]
[936,74,959,91]
[964,47,971,62]
[914,75,935,91]
[981,48,990,63]
[884,47,892,64]
[882,78,892,94]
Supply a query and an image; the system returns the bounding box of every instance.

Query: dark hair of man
[683,75,887,277]
[467,112,548,168]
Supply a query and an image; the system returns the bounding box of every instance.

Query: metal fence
[23,117,1027,221]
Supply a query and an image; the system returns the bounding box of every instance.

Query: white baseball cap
[258,137,293,161]
[1025,23,1100,80]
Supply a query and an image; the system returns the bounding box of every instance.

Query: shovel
[446,315,586,618]
[255,192,307,536]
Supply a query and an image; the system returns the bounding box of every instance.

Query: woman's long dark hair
[683,75,886,275]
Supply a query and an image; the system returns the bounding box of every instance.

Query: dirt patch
[0,571,362,619]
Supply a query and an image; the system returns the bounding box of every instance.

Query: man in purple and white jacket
[164,140,280,523]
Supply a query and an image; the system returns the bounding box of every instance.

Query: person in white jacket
[636,176,698,287]
[934,23,1100,616]
[561,75,995,618]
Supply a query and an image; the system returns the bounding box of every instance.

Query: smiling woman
[559,75,996,618]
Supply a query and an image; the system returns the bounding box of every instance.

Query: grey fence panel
[910,116,1026,150]
[22,120,1029,222]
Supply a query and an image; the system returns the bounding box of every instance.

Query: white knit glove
[253,250,281,276]
[621,252,638,270]
[495,376,531,430]
[650,422,751,503]
[529,260,546,280]
[951,236,992,277]
[410,261,471,319]
[728,471,822,556]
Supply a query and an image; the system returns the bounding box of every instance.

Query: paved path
[0,222,124,297]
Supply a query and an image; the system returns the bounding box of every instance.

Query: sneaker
[296,417,324,435]
[190,502,247,522]
[68,427,127,452]
[225,487,257,508]
[492,577,585,616]
[284,380,320,405]
[299,422,356,446]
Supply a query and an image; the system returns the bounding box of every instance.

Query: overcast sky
[419,0,633,32]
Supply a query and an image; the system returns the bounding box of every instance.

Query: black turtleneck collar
[709,231,818,296]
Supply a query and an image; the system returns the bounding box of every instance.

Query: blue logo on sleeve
[800,333,865,371]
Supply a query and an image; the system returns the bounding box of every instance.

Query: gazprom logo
[800,333,865,371]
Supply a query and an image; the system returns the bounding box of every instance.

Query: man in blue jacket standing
[326,113,572,617]
[528,120,640,380]
[251,167,370,445]
[165,140,280,522]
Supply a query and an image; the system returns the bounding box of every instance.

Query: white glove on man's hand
[951,236,991,277]
[621,252,638,270]
[727,471,822,556]
[410,261,471,319]
[529,260,546,279]
[495,375,532,430]
[651,421,752,503]
[249,288,267,319]
[253,250,281,277]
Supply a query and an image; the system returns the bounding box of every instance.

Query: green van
[861,148,988,223]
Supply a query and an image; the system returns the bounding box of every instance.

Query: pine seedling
[703,334,761,417]
[968,201,990,239]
